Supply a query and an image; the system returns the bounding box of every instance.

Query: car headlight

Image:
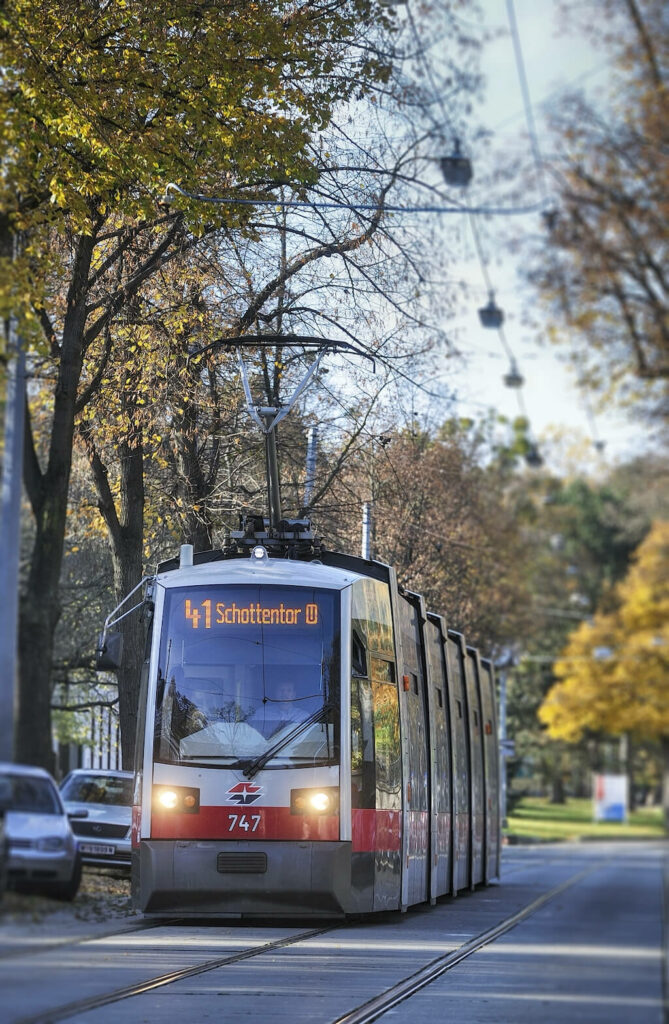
[290,787,339,815]
[36,836,66,851]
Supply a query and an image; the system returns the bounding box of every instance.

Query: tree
[314,416,534,652]
[500,459,669,804]
[72,50,487,767]
[0,0,399,770]
[529,0,668,412]
[540,521,669,825]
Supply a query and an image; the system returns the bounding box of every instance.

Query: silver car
[60,769,133,871]
[0,762,82,900]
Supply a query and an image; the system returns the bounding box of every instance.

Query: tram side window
[352,630,367,678]
[351,658,401,807]
[351,578,394,660]
[371,658,401,801]
[350,579,400,808]
[351,677,375,807]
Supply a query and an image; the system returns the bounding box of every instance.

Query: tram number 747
[228,813,262,832]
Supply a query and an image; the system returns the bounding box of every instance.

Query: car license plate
[79,843,116,856]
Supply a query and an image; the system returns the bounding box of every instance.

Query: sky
[431,0,658,471]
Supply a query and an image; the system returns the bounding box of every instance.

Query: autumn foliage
[540,520,669,742]
[530,0,668,409]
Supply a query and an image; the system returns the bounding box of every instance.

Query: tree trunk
[662,735,669,834]
[16,588,60,773]
[16,233,95,771]
[174,387,215,552]
[83,424,145,770]
[550,774,566,804]
[624,734,636,812]
[113,438,145,770]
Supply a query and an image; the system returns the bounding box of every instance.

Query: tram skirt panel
[139,839,358,917]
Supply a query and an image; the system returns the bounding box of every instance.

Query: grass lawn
[505,796,666,842]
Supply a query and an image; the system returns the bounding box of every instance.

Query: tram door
[398,594,430,907]
[350,578,403,913]
[479,659,501,881]
[425,615,452,899]
[446,631,470,893]
[465,649,485,887]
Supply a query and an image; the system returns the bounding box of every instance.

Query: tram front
[135,556,357,917]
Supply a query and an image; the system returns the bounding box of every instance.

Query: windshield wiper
[242,703,334,779]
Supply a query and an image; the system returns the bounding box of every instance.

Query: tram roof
[155,555,371,592]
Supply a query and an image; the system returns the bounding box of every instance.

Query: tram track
[332,862,603,1024]
[0,850,553,968]
[14,922,342,1024]
[0,916,176,963]
[12,861,603,1024]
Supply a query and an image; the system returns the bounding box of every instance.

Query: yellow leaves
[540,521,669,743]
[49,179,67,206]
[2,0,393,250]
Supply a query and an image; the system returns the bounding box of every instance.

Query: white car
[60,769,133,871]
[0,762,81,901]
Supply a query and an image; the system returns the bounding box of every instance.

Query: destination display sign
[184,598,319,629]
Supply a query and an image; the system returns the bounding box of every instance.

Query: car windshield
[60,774,133,805]
[0,774,61,815]
[153,584,340,767]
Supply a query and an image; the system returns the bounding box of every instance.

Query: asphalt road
[0,841,665,1024]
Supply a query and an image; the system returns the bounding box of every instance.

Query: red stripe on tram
[352,809,402,852]
[151,805,339,842]
[151,806,405,851]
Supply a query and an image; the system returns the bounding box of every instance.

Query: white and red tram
[108,542,500,917]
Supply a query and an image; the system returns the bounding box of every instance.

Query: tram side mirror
[96,630,124,671]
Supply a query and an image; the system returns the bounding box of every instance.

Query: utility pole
[361,501,373,560]
[498,665,508,827]
[0,318,26,762]
[303,425,318,509]
[496,653,516,829]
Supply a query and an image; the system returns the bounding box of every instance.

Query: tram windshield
[153,585,340,768]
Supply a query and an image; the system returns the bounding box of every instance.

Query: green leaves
[1,0,394,237]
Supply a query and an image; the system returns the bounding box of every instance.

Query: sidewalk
[0,871,137,954]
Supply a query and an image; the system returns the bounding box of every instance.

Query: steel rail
[0,916,176,963]
[13,861,605,1024]
[332,863,602,1024]
[14,923,340,1024]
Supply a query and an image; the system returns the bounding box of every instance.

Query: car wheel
[53,854,82,902]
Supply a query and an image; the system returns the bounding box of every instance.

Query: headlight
[36,836,65,851]
[290,787,339,816]
[153,785,200,813]
[309,792,331,813]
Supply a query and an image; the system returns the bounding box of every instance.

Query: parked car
[0,762,81,900]
[60,769,133,871]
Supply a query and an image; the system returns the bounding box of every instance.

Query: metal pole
[499,667,508,828]
[0,320,26,762]
[361,501,372,560]
[262,415,283,530]
[303,425,318,508]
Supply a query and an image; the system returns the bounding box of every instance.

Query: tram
[96,344,500,917]
[99,523,500,918]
